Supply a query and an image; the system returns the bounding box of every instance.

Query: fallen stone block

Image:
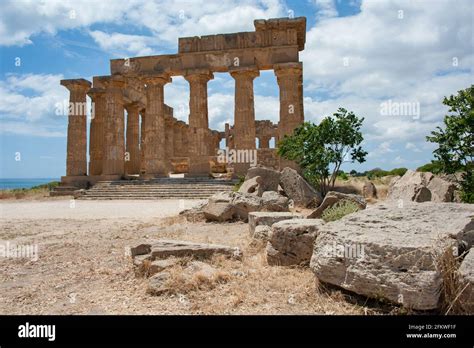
[308,191,366,219]
[147,272,171,295]
[458,249,474,312]
[310,202,474,310]
[238,176,264,196]
[245,166,281,192]
[150,239,241,260]
[248,211,304,237]
[279,167,322,207]
[387,170,433,203]
[266,219,324,266]
[362,181,377,199]
[261,191,290,212]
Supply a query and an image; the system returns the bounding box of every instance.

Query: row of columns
[61,62,303,179]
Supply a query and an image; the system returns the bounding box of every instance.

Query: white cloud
[89,31,157,57]
[0,0,286,48]
[0,73,68,137]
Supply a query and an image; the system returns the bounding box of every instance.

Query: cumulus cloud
[0,73,68,137]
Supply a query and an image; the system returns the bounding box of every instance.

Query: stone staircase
[79,177,238,200]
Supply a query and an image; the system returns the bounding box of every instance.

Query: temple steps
[79,178,238,200]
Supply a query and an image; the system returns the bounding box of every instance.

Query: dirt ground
[0,198,387,315]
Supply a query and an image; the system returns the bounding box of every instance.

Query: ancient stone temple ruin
[60,17,306,188]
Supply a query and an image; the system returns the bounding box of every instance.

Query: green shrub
[388,168,408,176]
[232,175,246,192]
[338,172,349,180]
[416,161,443,174]
[321,200,360,222]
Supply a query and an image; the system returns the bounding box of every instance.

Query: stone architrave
[184,70,214,176]
[60,79,91,176]
[125,103,141,174]
[230,67,260,175]
[142,74,171,177]
[87,87,105,176]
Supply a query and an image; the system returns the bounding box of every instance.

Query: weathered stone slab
[150,239,241,260]
[279,167,322,207]
[245,166,281,192]
[267,219,324,266]
[238,176,264,196]
[308,191,366,219]
[248,211,304,237]
[458,249,474,312]
[261,191,290,212]
[310,202,474,310]
[427,176,456,202]
[387,170,433,203]
[362,181,377,199]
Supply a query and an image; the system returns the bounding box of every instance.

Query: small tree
[278,108,367,196]
[426,85,474,203]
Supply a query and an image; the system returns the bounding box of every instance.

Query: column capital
[230,66,260,80]
[60,78,91,92]
[124,102,141,114]
[274,62,303,77]
[87,87,105,99]
[95,75,126,89]
[142,73,172,86]
[184,70,214,84]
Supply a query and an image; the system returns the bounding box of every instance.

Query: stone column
[164,115,175,172]
[60,79,91,177]
[259,136,270,149]
[87,87,105,176]
[139,109,146,174]
[184,70,214,176]
[275,62,304,170]
[173,121,185,157]
[230,67,259,175]
[142,74,171,177]
[275,62,304,140]
[125,103,140,175]
[101,75,126,176]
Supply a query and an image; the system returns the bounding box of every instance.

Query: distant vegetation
[0,181,60,199]
[344,168,408,179]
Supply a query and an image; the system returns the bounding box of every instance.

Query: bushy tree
[416,160,443,174]
[278,108,367,196]
[426,85,474,203]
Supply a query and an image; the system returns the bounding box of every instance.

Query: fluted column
[184,70,214,176]
[139,109,146,174]
[142,74,171,177]
[101,75,126,176]
[87,88,105,175]
[275,62,304,140]
[275,62,304,170]
[125,103,140,175]
[60,78,91,177]
[230,67,259,175]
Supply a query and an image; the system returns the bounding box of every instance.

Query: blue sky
[0,0,472,178]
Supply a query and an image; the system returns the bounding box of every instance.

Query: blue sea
[0,178,60,190]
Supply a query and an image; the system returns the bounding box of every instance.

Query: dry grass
[437,246,471,314]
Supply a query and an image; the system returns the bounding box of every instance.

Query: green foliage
[337,171,349,180]
[365,167,407,179]
[321,200,360,222]
[349,169,358,176]
[233,175,246,192]
[426,85,474,203]
[416,161,444,174]
[278,108,367,196]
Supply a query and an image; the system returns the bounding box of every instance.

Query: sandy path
[0,199,205,220]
